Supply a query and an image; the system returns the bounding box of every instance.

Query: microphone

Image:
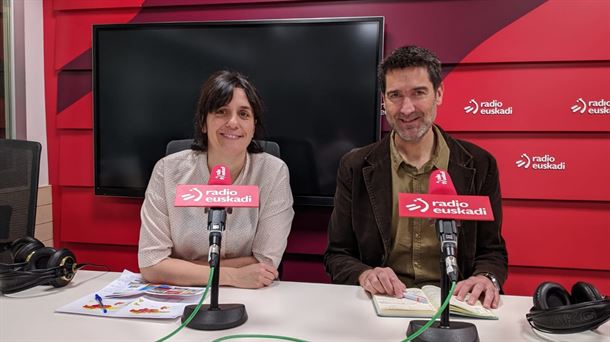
[174,165,259,268]
[429,170,459,282]
[175,165,258,329]
[398,169,494,281]
[206,165,231,268]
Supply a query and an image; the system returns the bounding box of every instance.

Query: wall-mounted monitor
[93,17,384,205]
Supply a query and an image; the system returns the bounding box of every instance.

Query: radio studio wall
[43,0,609,295]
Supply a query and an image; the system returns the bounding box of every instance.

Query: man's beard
[391,113,433,142]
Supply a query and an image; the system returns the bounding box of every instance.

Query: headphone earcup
[26,247,57,271]
[13,239,45,264]
[46,248,76,288]
[572,282,603,304]
[533,282,571,310]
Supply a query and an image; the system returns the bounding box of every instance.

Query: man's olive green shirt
[387,125,450,287]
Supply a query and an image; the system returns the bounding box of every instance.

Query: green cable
[402,281,457,342]
[156,270,452,342]
[154,267,307,342]
[213,334,310,342]
[155,267,215,342]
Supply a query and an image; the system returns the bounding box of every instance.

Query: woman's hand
[222,262,278,288]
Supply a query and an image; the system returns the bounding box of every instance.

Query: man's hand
[358,267,406,298]
[454,274,500,309]
[223,263,278,289]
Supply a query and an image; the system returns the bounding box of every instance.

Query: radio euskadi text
[531,155,566,170]
[204,189,253,203]
[479,100,512,115]
[431,200,488,215]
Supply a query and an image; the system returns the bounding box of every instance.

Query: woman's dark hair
[192,70,265,153]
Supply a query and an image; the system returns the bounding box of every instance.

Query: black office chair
[166,139,280,158]
[0,139,42,262]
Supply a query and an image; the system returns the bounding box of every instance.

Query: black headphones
[526,281,610,334]
[0,237,82,294]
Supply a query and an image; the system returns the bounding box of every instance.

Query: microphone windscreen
[429,169,457,195]
[208,164,232,185]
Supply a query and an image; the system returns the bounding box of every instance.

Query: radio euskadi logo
[515,153,566,171]
[464,98,512,115]
[405,197,488,216]
[570,97,610,115]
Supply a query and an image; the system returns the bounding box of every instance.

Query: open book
[56,270,205,319]
[372,285,498,319]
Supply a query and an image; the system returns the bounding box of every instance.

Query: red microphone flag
[398,170,494,221]
[174,164,259,208]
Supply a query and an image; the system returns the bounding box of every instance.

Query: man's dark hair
[192,70,265,153]
[377,46,442,94]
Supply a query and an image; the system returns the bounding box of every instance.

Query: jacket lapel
[439,127,476,195]
[362,135,393,251]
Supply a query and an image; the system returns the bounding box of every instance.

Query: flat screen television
[93,17,384,206]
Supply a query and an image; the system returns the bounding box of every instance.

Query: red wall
[43,0,610,296]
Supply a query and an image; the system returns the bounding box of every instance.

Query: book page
[421,285,497,319]
[372,288,436,317]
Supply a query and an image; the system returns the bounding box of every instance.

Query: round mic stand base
[182,303,247,330]
[407,320,479,342]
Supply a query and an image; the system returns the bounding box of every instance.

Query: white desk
[1,271,608,341]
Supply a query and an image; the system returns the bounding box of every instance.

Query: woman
[138,71,294,288]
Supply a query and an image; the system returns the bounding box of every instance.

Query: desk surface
[1,271,609,341]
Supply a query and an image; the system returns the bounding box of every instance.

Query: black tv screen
[93,17,383,205]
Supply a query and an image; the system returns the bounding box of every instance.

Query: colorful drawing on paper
[128,298,171,314]
[82,300,128,311]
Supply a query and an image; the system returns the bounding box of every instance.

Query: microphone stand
[182,207,248,330]
[406,219,479,341]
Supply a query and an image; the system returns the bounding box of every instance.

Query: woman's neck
[207,150,247,183]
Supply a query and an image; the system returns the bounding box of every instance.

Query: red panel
[60,188,142,245]
[57,92,93,129]
[62,242,140,273]
[54,9,142,70]
[462,0,610,63]
[282,256,331,284]
[504,266,610,296]
[452,134,610,201]
[54,0,145,11]
[287,206,332,254]
[286,229,327,255]
[130,0,543,65]
[439,64,610,132]
[144,0,303,6]
[58,130,93,186]
[503,200,610,270]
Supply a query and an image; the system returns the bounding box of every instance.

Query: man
[324,46,507,309]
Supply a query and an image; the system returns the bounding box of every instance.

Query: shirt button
[415,233,421,239]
